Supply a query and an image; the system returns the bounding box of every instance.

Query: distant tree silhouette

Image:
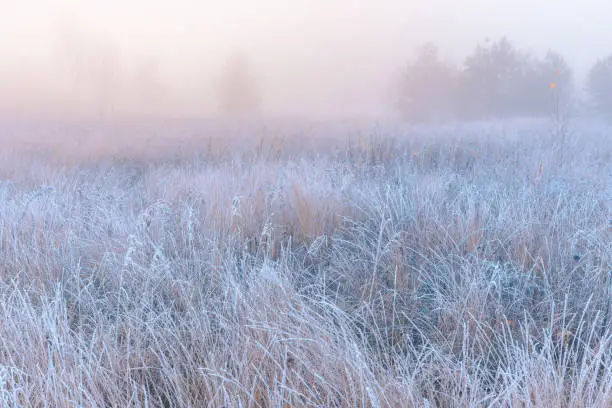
[56,22,123,119]
[216,53,261,117]
[133,56,166,116]
[397,38,577,122]
[587,55,612,120]
[523,50,574,116]
[456,38,574,119]
[397,43,458,122]
[459,37,532,118]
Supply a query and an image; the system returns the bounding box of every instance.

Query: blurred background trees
[397,37,576,122]
[397,43,458,122]
[587,54,612,121]
[215,53,261,118]
[460,37,528,118]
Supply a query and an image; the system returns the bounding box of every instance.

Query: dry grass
[0,118,610,407]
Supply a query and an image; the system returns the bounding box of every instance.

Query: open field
[0,118,610,407]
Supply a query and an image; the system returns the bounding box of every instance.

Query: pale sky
[0,0,610,118]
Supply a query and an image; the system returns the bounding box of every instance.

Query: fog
[1,0,611,120]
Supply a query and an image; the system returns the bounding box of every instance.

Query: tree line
[14,25,611,121]
[396,37,612,122]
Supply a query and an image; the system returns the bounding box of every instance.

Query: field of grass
[0,118,610,407]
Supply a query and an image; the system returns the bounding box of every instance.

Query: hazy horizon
[1,0,611,119]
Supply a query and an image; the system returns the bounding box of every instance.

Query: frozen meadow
[0,117,610,407]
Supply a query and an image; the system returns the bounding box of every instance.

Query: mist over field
[0,2,611,407]
[1,0,612,121]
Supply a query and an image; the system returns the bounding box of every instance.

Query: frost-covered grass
[0,119,610,407]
